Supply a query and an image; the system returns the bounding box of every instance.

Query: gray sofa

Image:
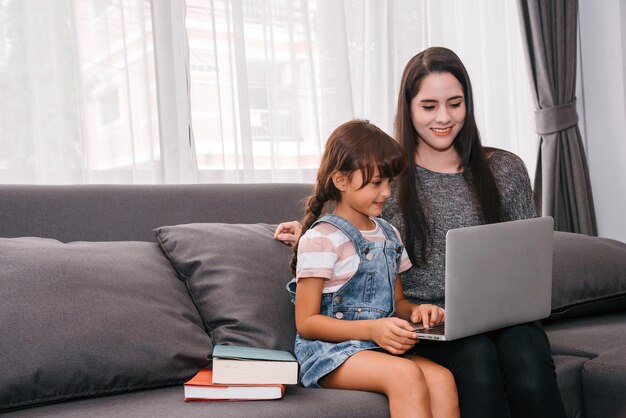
[1,184,624,418]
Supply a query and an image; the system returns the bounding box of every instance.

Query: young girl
[286,119,459,418]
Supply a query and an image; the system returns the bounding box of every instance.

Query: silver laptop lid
[442,217,554,341]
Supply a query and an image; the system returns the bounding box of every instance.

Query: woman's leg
[412,335,508,418]
[407,355,460,418]
[490,321,566,418]
[320,350,432,418]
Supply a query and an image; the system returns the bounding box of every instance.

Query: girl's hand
[273,221,302,247]
[410,304,445,330]
[370,317,418,355]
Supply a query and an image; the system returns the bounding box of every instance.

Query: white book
[184,384,283,400]
[211,345,299,385]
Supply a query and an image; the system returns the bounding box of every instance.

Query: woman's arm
[491,150,537,221]
[295,277,418,355]
[274,221,302,247]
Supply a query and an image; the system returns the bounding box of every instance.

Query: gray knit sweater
[383,149,536,307]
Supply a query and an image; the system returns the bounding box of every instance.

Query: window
[0,0,535,185]
[97,89,121,126]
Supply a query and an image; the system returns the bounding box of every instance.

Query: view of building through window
[0,0,159,183]
[186,0,323,182]
[74,0,160,181]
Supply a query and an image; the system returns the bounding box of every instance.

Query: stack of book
[184,344,299,401]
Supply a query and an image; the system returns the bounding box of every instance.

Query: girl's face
[333,168,393,230]
[410,72,466,156]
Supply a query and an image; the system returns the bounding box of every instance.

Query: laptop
[411,216,554,341]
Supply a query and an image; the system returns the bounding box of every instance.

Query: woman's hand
[410,304,445,330]
[370,317,418,355]
[274,221,302,247]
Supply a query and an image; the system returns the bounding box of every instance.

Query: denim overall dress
[286,214,405,387]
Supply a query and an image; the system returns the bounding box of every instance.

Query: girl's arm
[394,276,445,329]
[295,277,417,355]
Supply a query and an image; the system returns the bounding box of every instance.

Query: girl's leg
[412,335,508,418]
[490,321,566,418]
[407,356,459,418]
[320,350,432,418]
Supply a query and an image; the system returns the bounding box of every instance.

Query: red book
[184,369,285,401]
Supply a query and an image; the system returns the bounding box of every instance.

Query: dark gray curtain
[517,0,597,235]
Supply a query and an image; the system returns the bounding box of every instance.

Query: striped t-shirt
[295,219,412,293]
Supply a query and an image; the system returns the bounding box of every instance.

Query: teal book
[213,345,297,362]
[212,345,299,385]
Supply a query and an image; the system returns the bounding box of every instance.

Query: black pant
[412,321,566,418]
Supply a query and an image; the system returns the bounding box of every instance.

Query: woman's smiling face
[410,71,466,156]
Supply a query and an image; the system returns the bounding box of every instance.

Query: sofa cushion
[1,385,390,418]
[0,237,212,411]
[544,311,626,358]
[582,348,626,418]
[155,223,296,352]
[549,232,626,320]
[551,355,585,418]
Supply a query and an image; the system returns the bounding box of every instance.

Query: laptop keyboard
[414,322,445,335]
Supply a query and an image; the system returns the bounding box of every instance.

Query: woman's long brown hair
[394,47,502,266]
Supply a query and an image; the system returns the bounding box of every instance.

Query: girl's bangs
[356,139,407,187]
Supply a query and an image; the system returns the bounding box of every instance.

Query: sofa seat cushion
[552,355,586,418]
[1,385,390,418]
[155,223,296,352]
[543,311,626,358]
[582,349,626,418]
[0,237,212,411]
[546,315,626,418]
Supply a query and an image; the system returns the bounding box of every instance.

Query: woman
[275,47,566,418]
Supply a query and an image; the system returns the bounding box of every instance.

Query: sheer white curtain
[0,0,536,185]
[186,0,537,183]
[0,0,164,184]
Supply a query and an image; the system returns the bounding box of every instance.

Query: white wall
[578,0,626,243]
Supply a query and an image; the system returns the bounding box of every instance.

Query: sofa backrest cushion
[0,237,213,411]
[548,232,626,321]
[156,223,296,353]
[0,184,311,243]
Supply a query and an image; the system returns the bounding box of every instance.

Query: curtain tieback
[534,99,579,135]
